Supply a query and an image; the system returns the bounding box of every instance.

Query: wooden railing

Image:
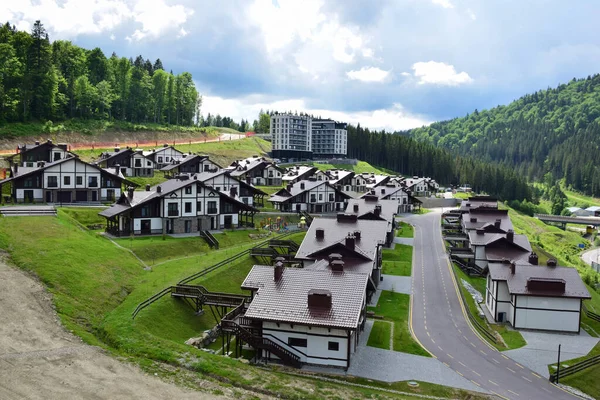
[200,230,219,249]
[583,302,600,323]
[550,354,600,383]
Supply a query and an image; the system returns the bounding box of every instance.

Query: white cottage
[269,179,350,213]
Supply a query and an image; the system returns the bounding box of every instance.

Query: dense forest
[0,21,200,126]
[405,74,600,196]
[347,124,532,201]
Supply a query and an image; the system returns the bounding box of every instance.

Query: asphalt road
[406,210,577,400]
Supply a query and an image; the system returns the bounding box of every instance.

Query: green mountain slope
[407,74,600,196]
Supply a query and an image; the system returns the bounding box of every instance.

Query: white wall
[133,218,163,231]
[514,296,581,332]
[16,188,43,200]
[262,321,349,367]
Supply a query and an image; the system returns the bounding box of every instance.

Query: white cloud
[201,95,430,132]
[431,0,454,9]
[467,8,477,20]
[346,67,390,83]
[411,61,473,86]
[1,0,192,41]
[247,0,373,73]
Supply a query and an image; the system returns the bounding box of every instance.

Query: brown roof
[462,209,513,233]
[295,216,388,261]
[488,263,591,299]
[345,198,397,223]
[241,265,368,329]
[459,196,499,213]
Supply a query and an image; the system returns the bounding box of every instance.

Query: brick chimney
[528,252,539,265]
[506,229,514,242]
[274,261,284,282]
[307,289,332,309]
[345,233,355,250]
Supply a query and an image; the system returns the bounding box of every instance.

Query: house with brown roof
[484,260,591,332]
[93,147,155,177]
[461,208,513,234]
[98,172,260,235]
[241,262,368,368]
[468,229,532,270]
[227,156,284,186]
[361,185,418,213]
[459,196,499,214]
[143,145,185,169]
[269,178,350,213]
[345,197,398,246]
[282,165,317,184]
[9,139,75,167]
[0,155,134,204]
[160,154,221,178]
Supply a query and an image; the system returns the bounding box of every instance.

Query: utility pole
[556,344,562,384]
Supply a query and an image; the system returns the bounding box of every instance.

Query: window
[24,178,34,188]
[64,176,71,185]
[168,203,178,216]
[134,159,142,167]
[141,205,150,217]
[48,176,58,187]
[88,176,98,187]
[76,176,83,185]
[185,202,192,213]
[207,201,218,214]
[288,338,307,348]
[165,157,170,162]
[53,152,61,161]
[328,342,339,351]
[310,194,316,203]
[329,193,334,202]
[185,186,192,194]
[197,202,202,212]
[319,194,323,201]
[158,156,163,163]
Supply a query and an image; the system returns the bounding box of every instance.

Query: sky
[2,0,600,131]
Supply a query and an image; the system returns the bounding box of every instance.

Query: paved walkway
[393,237,414,246]
[581,247,600,267]
[503,330,599,378]
[369,275,412,306]
[304,320,486,393]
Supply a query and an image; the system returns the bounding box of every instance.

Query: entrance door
[141,219,151,235]
[224,215,232,229]
[166,219,174,234]
[24,190,34,203]
[45,191,52,203]
[210,217,216,230]
[184,220,191,233]
[91,191,98,202]
[76,190,87,202]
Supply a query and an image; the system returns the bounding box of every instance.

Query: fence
[582,302,600,323]
[550,354,600,383]
[450,258,498,345]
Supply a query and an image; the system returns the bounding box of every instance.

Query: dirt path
[0,256,230,400]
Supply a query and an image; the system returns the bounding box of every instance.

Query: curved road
[406,210,577,400]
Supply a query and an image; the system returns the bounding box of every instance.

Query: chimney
[494,219,501,228]
[476,229,485,235]
[528,252,539,265]
[353,204,359,212]
[300,182,305,190]
[163,143,168,148]
[127,187,134,198]
[506,229,514,242]
[316,228,325,240]
[328,253,342,262]
[330,259,344,272]
[307,289,332,309]
[345,233,355,250]
[466,203,471,207]
[274,262,284,282]
[547,258,557,267]
[14,164,18,174]
[157,185,162,193]
[114,164,120,175]
[353,230,361,241]
[35,140,40,146]
[510,262,516,275]
[114,147,120,153]
[230,186,238,198]
[145,184,151,192]
[47,139,53,145]
[374,205,382,217]
[470,217,477,223]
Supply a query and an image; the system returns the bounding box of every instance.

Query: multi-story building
[270,114,347,160]
[270,114,312,160]
[312,119,347,158]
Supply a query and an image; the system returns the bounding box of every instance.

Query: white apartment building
[270,114,347,160]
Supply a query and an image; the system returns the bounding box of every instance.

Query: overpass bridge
[535,213,600,229]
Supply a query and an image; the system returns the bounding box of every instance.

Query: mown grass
[128,175,169,188]
[368,291,430,357]
[452,264,526,351]
[382,244,412,276]
[285,160,387,175]
[548,342,600,400]
[395,221,414,238]
[367,320,392,350]
[59,207,107,227]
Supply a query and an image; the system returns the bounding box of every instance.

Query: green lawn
[367,320,392,350]
[285,160,388,175]
[368,291,430,357]
[452,264,526,351]
[59,207,107,227]
[395,221,414,238]
[128,175,169,189]
[382,244,412,276]
[547,342,600,399]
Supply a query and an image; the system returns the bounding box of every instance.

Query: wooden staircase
[200,230,219,249]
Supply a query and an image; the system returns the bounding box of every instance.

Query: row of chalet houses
[226,156,284,186]
[99,171,266,235]
[1,140,134,203]
[447,196,591,333]
[235,197,396,369]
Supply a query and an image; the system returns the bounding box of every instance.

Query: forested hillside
[0,21,199,125]
[347,124,532,201]
[406,74,600,196]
